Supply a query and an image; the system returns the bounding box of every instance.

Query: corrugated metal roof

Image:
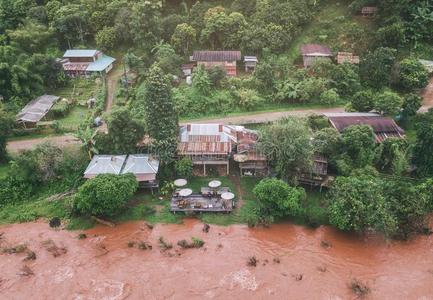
[244,56,258,62]
[192,51,241,61]
[328,115,405,142]
[63,49,98,58]
[83,155,127,177]
[300,44,332,56]
[122,154,159,175]
[86,54,116,71]
[16,95,60,123]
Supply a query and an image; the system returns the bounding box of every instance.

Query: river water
[0,219,432,299]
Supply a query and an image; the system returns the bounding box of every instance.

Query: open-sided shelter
[16,95,60,128]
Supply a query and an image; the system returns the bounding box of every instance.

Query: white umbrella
[179,188,193,197]
[221,192,235,200]
[174,178,188,187]
[208,180,222,188]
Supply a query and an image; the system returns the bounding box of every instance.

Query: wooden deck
[171,193,234,213]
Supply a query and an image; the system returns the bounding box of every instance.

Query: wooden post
[227,161,229,175]
[204,164,206,176]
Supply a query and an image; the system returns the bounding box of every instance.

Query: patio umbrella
[179,188,193,197]
[208,180,222,189]
[174,178,188,187]
[221,192,235,201]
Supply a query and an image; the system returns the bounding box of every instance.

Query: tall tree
[257,117,313,180]
[0,107,14,162]
[360,47,397,89]
[142,64,178,162]
[104,107,145,154]
[413,110,433,177]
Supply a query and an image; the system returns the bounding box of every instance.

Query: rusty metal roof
[192,51,241,62]
[300,44,332,56]
[178,141,232,155]
[328,115,405,142]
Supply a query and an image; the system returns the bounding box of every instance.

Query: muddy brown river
[0,219,433,299]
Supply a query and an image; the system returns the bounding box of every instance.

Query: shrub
[175,157,193,178]
[73,174,138,217]
[236,88,263,110]
[319,89,340,106]
[253,178,305,219]
[350,90,375,112]
[396,58,429,91]
[374,91,403,116]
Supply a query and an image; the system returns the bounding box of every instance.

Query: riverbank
[0,219,432,299]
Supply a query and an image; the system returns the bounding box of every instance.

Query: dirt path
[180,107,346,125]
[6,134,80,153]
[99,63,124,133]
[420,77,433,112]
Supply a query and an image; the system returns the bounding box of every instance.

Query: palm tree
[75,126,99,160]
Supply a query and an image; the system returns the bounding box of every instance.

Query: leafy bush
[319,89,340,105]
[374,91,403,116]
[175,157,193,178]
[50,99,71,118]
[350,90,375,112]
[396,58,429,91]
[236,88,263,110]
[73,174,138,217]
[253,178,305,219]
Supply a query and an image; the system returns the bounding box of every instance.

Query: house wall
[197,61,237,76]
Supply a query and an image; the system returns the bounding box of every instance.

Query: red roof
[300,44,332,56]
[193,51,241,62]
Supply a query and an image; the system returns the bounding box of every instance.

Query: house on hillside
[192,51,241,76]
[361,6,378,17]
[233,129,268,176]
[326,113,405,143]
[61,49,116,77]
[16,95,60,128]
[83,154,160,190]
[300,44,333,68]
[337,52,360,64]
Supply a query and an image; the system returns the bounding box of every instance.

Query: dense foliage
[74,173,138,217]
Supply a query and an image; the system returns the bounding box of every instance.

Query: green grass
[0,198,67,225]
[57,106,90,131]
[0,163,11,179]
[286,0,376,63]
[52,78,98,104]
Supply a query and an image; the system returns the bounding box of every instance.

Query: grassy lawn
[57,106,90,131]
[48,78,101,132]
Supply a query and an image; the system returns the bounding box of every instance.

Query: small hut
[300,44,333,68]
[244,56,258,72]
[361,6,378,17]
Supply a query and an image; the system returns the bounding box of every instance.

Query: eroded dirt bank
[1,219,433,299]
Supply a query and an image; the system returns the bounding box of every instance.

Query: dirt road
[6,134,80,153]
[180,107,345,125]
